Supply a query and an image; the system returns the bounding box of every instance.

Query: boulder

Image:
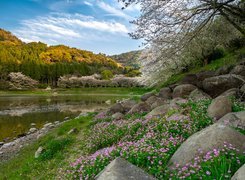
[108,103,124,114]
[120,99,137,113]
[168,84,179,91]
[217,111,245,129]
[141,92,155,102]
[231,164,245,180]
[112,112,124,120]
[202,74,244,97]
[196,71,216,81]
[95,157,156,180]
[168,123,245,168]
[31,123,36,127]
[207,96,232,120]
[64,117,70,120]
[230,65,245,77]
[35,146,44,158]
[68,128,79,135]
[54,121,60,125]
[158,87,172,99]
[219,88,240,98]
[169,98,188,109]
[151,99,168,109]
[196,71,216,88]
[29,128,37,134]
[215,65,234,75]
[128,102,151,114]
[172,84,197,98]
[43,123,53,129]
[145,96,159,106]
[189,89,211,101]
[180,74,198,86]
[146,104,169,117]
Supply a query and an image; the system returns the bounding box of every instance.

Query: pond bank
[0,119,66,162]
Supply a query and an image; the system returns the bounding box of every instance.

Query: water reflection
[0,94,128,142]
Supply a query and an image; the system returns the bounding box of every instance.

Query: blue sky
[0,0,142,55]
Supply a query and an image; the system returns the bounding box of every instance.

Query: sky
[0,0,142,55]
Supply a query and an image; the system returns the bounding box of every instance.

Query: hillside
[110,50,142,68]
[0,28,22,45]
[0,29,122,86]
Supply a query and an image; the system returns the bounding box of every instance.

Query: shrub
[101,70,113,80]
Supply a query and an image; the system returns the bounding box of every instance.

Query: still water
[0,92,131,142]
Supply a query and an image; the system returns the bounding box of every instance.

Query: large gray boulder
[109,103,124,114]
[128,102,151,114]
[231,164,245,180]
[215,65,234,75]
[141,92,155,102]
[112,112,124,120]
[151,98,168,109]
[219,88,240,98]
[217,111,245,129]
[169,98,188,109]
[172,84,197,98]
[196,71,216,88]
[202,74,244,97]
[158,87,172,99]
[180,74,198,86]
[95,157,156,180]
[168,123,245,168]
[146,96,159,106]
[189,89,211,101]
[146,104,169,117]
[230,65,245,77]
[196,71,216,81]
[207,96,232,120]
[120,99,137,113]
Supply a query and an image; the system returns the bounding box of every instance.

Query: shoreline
[0,120,67,163]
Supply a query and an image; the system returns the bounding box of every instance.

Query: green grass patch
[0,114,93,179]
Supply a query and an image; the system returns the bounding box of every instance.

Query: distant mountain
[0,28,123,86]
[110,50,142,69]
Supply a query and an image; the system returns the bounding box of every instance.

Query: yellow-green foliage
[101,69,114,80]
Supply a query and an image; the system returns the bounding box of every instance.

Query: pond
[0,89,139,142]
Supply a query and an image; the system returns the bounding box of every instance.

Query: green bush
[125,69,141,77]
[101,70,114,80]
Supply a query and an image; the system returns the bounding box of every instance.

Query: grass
[0,114,93,179]
[0,87,150,96]
[1,98,244,179]
[67,99,244,179]
[159,47,245,88]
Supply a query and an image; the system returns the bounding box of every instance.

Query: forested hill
[0,29,122,85]
[110,50,142,69]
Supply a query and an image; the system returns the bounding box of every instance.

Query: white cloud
[97,1,132,20]
[83,1,93,6]
[13,13,130,45]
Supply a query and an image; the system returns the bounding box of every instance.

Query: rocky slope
[69,60,245,179]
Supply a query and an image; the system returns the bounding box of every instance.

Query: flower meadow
[67,99,245,179]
